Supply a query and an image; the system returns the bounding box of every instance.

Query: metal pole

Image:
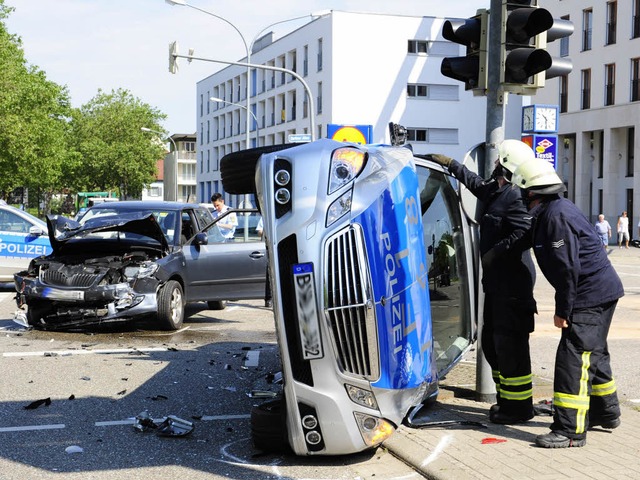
[474,0,505,403]
[141,128,178,202]
[174,53,316,139]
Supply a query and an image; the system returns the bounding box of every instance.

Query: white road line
[0,424,65,433]
[3,347,168,357]
[201,414,250,421]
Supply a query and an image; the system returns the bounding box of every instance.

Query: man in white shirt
[211,193,237,240]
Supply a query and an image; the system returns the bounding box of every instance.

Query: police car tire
[220,144,297,195]
[250,398,290,453]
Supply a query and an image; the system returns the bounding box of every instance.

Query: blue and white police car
[221,138,480,455]
[0,202,51,283]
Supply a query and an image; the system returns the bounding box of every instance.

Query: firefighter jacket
[529,195,624,319]
[448,160,536,305]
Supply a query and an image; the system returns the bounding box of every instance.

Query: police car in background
[0,201,51,284]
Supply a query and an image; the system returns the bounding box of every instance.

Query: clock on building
[522,105,559,133]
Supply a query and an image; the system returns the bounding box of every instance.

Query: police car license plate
[292,263,323,360]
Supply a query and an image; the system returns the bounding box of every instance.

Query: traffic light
[440,9,488,94]
[500,1,574,94]
[169,41,179,74]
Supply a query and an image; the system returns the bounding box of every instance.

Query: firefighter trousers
[483,294,534,416]
[551,300,621,440]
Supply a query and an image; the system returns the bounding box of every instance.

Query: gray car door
[183,209,267,302]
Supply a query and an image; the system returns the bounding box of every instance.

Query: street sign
[288,134,312,143]
[521,134,558,168]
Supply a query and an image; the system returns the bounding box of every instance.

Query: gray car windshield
[79,209,177,244]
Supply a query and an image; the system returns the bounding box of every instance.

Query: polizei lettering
[380,231,416,355]
[0,242,47,256]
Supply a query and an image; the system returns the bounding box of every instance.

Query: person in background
[425,139,537,425]
[210,193,237,240]
[510,158,622,449]
[617,211,629,249]
[594,214,612,250]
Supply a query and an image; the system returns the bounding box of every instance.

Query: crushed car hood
[46,213,169,254]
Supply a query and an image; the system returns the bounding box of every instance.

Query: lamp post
[210,97,260,147]
[166,1,328,143]
[141,127,179,202]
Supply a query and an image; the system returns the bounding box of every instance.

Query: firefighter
[510,158,623,448]
[424,139,537,424]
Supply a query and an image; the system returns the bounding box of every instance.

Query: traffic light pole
[474,0,506,404]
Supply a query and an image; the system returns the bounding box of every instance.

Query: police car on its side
[0,201,51,284]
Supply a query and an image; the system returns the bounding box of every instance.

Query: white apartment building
[538,0,640,229]
[164,133,197,203]
[195,10,524,206]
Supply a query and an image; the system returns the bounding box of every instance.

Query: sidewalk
[384,247,640,479]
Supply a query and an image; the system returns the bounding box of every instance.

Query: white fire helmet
[498,140,536,180]
[511,158,567,194]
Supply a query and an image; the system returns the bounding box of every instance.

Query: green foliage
[0,1,168,210]
[70,89,167,198]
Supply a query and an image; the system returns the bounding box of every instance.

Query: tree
[0,1,74,212]
[70,89,167,199]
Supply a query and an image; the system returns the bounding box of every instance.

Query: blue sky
[5,0,485,135]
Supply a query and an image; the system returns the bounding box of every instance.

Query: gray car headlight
[136,262,159,279]
[328,148,366,194]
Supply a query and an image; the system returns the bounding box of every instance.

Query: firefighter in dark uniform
[425,139,538,424]
[511,158,623,448]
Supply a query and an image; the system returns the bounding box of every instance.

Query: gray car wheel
[157,280,184,330]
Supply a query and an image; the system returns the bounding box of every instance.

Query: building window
[582,9,593,51]
[407,128,458,144]
[200,123,204,145]
[407,83,458,100]
[408,40,429,54]
[634,0,640,38]
[303,45,309,76]
[199,94,203,117]
[606,2,617,45]
[206,91,210,114]
[581,69,591,110]
[632,58,640,102]
[317,38,323,72]
[559,75,569,113]
[185,141,195,152]
[317,81,323,114]
[207,150,210,173]
[628,127,635,177]
[560,15,570,56]
[605,63,616,106]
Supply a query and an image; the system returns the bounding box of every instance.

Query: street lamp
[141,127,179,202]
[210,97,260,147]
[166,0,329,145]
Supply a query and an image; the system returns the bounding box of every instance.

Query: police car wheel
[221,144,296,195]
[250,398,290,453]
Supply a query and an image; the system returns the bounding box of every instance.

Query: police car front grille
[325,226,378,380]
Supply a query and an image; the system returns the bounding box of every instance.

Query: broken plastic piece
[65,445,84,454]
[133,411,158,432]
[13,310,28,328]
[24,398,52,410]
[247,390,278,398]
[156,416,194,437]
[481,437,507,444]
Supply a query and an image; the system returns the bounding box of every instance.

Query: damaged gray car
[13,201,267,331]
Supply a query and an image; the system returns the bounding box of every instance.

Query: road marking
[3,347,168,357]
[201,414,251,421]
[0,424,65,433]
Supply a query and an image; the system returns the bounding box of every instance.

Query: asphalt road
[0,296,420,480]
[0,246,637,479]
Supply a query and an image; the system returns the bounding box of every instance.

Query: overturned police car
[221,138,480,455]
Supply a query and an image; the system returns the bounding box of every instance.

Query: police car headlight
[328,148,366,194]
[326,190,352,227]
[345,384,378,409]
[354,412,395,447]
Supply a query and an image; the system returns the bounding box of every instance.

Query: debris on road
[24,397,51,410]
[133,410,194,437]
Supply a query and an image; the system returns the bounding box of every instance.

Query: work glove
[425,154,454,168]
[481,247,499,271]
